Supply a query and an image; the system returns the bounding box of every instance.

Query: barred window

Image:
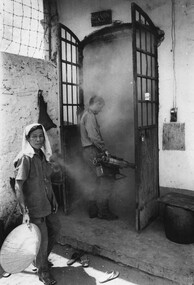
[0,0,48,59]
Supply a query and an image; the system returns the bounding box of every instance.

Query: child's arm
[15,180,30,225]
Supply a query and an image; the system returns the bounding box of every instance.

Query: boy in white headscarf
[14,123,60,285]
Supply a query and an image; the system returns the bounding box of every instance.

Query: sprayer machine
[93,152,135,179]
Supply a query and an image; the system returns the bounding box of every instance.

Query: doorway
[81,23,135,226]
[58,3,163,231]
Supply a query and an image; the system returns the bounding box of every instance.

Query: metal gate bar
[59,24,81,126]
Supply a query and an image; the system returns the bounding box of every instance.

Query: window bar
[76,45,79,123]
[150,40,154,125]
[145,26,149,126]
[146,78,148,126]
[150,33,153,125]
[70,34,74,124]
[151,80,153,125]
[140,75,143,128]
[65,31,69,125]
[139,13,143,127]
[155,36,159,126]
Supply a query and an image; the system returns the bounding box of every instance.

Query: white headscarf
[14,123,52,164]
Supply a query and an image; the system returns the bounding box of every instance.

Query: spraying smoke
[49,151,95,210]
[81,27,136,220]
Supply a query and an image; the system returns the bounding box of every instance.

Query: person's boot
[88,200,98,218]
[97,201,118,220]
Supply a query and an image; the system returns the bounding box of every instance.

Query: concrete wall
[57,0,194,192]
[0,52,59,219]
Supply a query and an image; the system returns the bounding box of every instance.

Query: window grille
[133,8,158,129]
[60,24,81,125]
[0,0,48,59]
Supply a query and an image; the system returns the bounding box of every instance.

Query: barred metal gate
[58,24,83,213]
[59,24,82,128]
[131,3,162,231]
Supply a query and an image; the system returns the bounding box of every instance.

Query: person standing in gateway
[80,95,117,220]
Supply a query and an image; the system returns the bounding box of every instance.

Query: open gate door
[59,24,83,213]
[131,3,162,231]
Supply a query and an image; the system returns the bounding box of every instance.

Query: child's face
[28,129,45,150]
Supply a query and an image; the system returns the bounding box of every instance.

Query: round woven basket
[0,223,41,273]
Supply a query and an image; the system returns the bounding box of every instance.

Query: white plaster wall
[57,0,194,191]
[0,52,60,218]
[157,0,194,190]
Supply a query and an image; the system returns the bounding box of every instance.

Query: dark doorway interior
[58,3,163,231]
[81,24,135,226]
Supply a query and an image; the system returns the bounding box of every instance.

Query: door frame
[58,23,83,213]
[58,4,164,228]
[131,2,163,231]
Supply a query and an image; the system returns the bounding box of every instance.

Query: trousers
[82,146,114,204]
[31,213,61,274]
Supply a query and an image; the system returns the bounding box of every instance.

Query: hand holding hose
[104,150,111,157]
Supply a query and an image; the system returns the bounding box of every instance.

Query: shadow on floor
[51,266,96,285]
